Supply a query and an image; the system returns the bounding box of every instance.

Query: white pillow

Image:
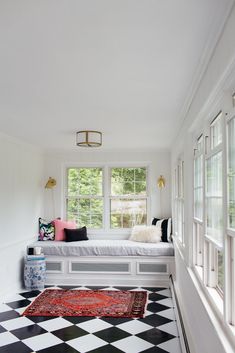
[129,225,162,243]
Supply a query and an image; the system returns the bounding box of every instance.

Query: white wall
[171,4,235,353]
[0,133,44,300]
[43,148,171,237]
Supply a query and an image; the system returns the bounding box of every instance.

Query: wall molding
[0,236,35,252]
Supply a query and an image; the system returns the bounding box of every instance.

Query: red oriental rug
[22,289,147,318]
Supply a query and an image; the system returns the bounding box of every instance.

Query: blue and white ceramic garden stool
[24,256,46,290]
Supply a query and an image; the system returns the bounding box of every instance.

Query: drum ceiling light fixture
[76,130,102,147]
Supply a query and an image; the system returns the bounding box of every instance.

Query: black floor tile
[100,317,131,325]
[52,325,88,341]
[26,316,55,323]
[37,342,80,353]
[147,302,169,313]
[137,327,175,345]
[0,325,6,333]
[138,314,172,327]
[11,324,47,340]
[0,310,20,322]
[5,299,31,309]
[19,290,41,298]
[143,287,167,292]
[88,344,124,353]
[57,285,78,290]
[63,316,94,324]
[94,326,131,343]
[0,341,32,353]
[148,293,168,302]
[112,286,139,291]
[142,346,169,353]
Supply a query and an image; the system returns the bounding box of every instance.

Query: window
[228,117,235,229]
[192,112,224,301]
[173,159,184,244]
[194,135,203,221]
[206,151,223,245]
[65,165,148,231]
[193,136,204,270]
[110,167,147,228]
[66,168,103,228]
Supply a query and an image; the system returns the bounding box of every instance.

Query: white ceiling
[0,0,232,151]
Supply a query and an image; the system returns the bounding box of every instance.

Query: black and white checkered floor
[0,286,182,353]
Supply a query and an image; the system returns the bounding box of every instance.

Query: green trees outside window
[66,166,148,229]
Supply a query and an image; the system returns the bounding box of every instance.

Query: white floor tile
[38,317,73,331]
[157,288,172,297]
[158,308,176,321]
[157,298,174,307]
[67,333,107,353]
[0,317,34,330]
[14,307,28,315]
[23,332,63,351]
[158,337,182,353]
[4,294,25,302]
[157,321,179,336]
[144,309,153,317]
[77,318,112,333]
[0,304,12,313]
[117,320,152,334]
[0,331,19,347]
[112,335,154,353]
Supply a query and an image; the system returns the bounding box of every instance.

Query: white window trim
[62,162,151,236]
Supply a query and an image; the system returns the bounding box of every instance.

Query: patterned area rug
[22,289,148,318]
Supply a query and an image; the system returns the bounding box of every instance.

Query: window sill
[190,266,235,352]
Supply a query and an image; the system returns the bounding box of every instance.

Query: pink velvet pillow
[53,219,76,241]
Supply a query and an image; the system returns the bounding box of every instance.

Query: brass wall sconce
[157,175,165,189]
[45,177,57,189]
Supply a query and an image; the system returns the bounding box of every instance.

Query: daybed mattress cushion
[29,240,174,257]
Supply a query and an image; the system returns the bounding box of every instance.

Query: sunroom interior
[1,1,235,353]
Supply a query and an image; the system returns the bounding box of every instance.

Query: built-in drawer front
[46,261,63,273]
[70,262,130,274]
[137,262,168,274]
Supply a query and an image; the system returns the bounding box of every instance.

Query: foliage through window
[110,167,147,228]
[67,168,103,228]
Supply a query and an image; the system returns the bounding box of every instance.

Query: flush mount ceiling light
[76,130,102,147]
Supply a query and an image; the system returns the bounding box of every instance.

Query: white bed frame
[45,255,175,287]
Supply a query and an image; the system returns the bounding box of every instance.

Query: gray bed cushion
[29,239,174,257]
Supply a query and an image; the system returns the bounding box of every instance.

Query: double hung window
[66,166,148,230]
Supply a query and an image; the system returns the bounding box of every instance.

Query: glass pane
[135,168,146,181]
[111,167,146,196]
[194,154,203,221]
[67,168,79,196]
[210,113,222,149]
[79,168,103,196]
[206,152,223,246]
[110,199,147,228]
[217,251,224,293]
[228,117,235,229]
[67,168,102,196]
[67,198,103,229]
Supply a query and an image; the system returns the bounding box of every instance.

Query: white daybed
[29,239,175,287]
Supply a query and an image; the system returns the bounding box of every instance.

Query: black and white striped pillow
[152,218,172,242]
